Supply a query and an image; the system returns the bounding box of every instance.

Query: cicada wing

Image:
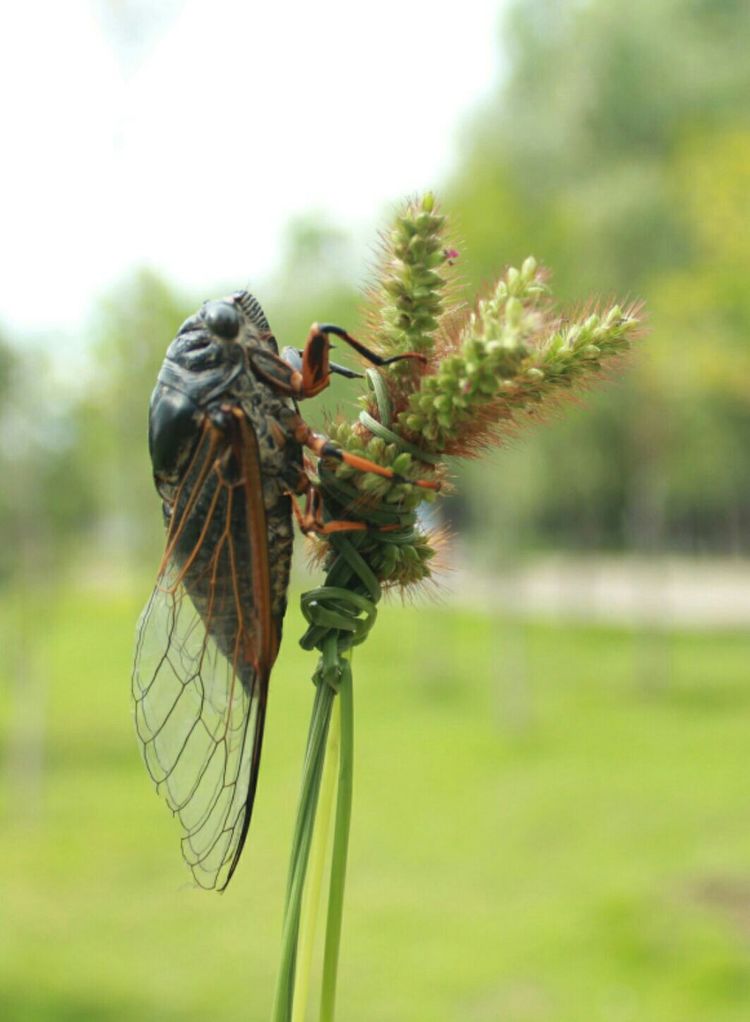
[133,570,265,890]
[132,416,279,890]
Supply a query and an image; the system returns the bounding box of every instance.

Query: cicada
[132,290,435,890]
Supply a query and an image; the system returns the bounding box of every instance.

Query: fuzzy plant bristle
[365,192,455,381]
[398,261,639,453]
[314,194,641,591]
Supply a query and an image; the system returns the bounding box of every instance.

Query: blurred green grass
[2,589,750,1022]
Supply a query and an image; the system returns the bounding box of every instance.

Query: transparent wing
[133,570,264,889]
[132,416,275,890]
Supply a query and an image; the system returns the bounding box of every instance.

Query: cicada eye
[204,300,240,340]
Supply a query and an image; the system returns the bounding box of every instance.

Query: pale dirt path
[444,555,750,629]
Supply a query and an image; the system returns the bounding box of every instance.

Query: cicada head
[173,290,275,361]
[150,290,279,494]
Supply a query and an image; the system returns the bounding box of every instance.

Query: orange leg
[288,485,365,536]
[292,419,440,491]
[288,483,401,536]
[285,323,428,400]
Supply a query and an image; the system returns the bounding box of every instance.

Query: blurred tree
[0,334,96,821]
[651,127,750,549]
[0,337,94,585]
[0,335,13,406]
[264,215,360,342]
[445,0,750,554]
[262,215,363,438]
[84,268,191,571]
[451,0,750,295]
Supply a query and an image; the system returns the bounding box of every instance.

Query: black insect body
[133,291,437,890]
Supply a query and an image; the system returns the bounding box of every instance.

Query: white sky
[1,0,506,342]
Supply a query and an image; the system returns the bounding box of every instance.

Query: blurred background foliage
[2,1,750,1020]
[2,0,749,586]
[446,0,750,556]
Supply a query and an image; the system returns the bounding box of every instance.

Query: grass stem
[272,680,334,1022]
[291,698,341,1022]
[320,653,354,1022]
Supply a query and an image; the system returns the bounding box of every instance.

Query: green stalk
[291,698,341,1022]
[272,678,335,1022]
[320,653,354,1022]
[272,641,355,1022]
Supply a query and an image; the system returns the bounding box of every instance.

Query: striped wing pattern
[132,414,274,890]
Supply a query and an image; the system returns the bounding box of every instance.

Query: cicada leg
[247,321,440,490]
[288,479,401,536]
[291,418,440,492]
[249,324,427,400]
[288,322,427,399]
